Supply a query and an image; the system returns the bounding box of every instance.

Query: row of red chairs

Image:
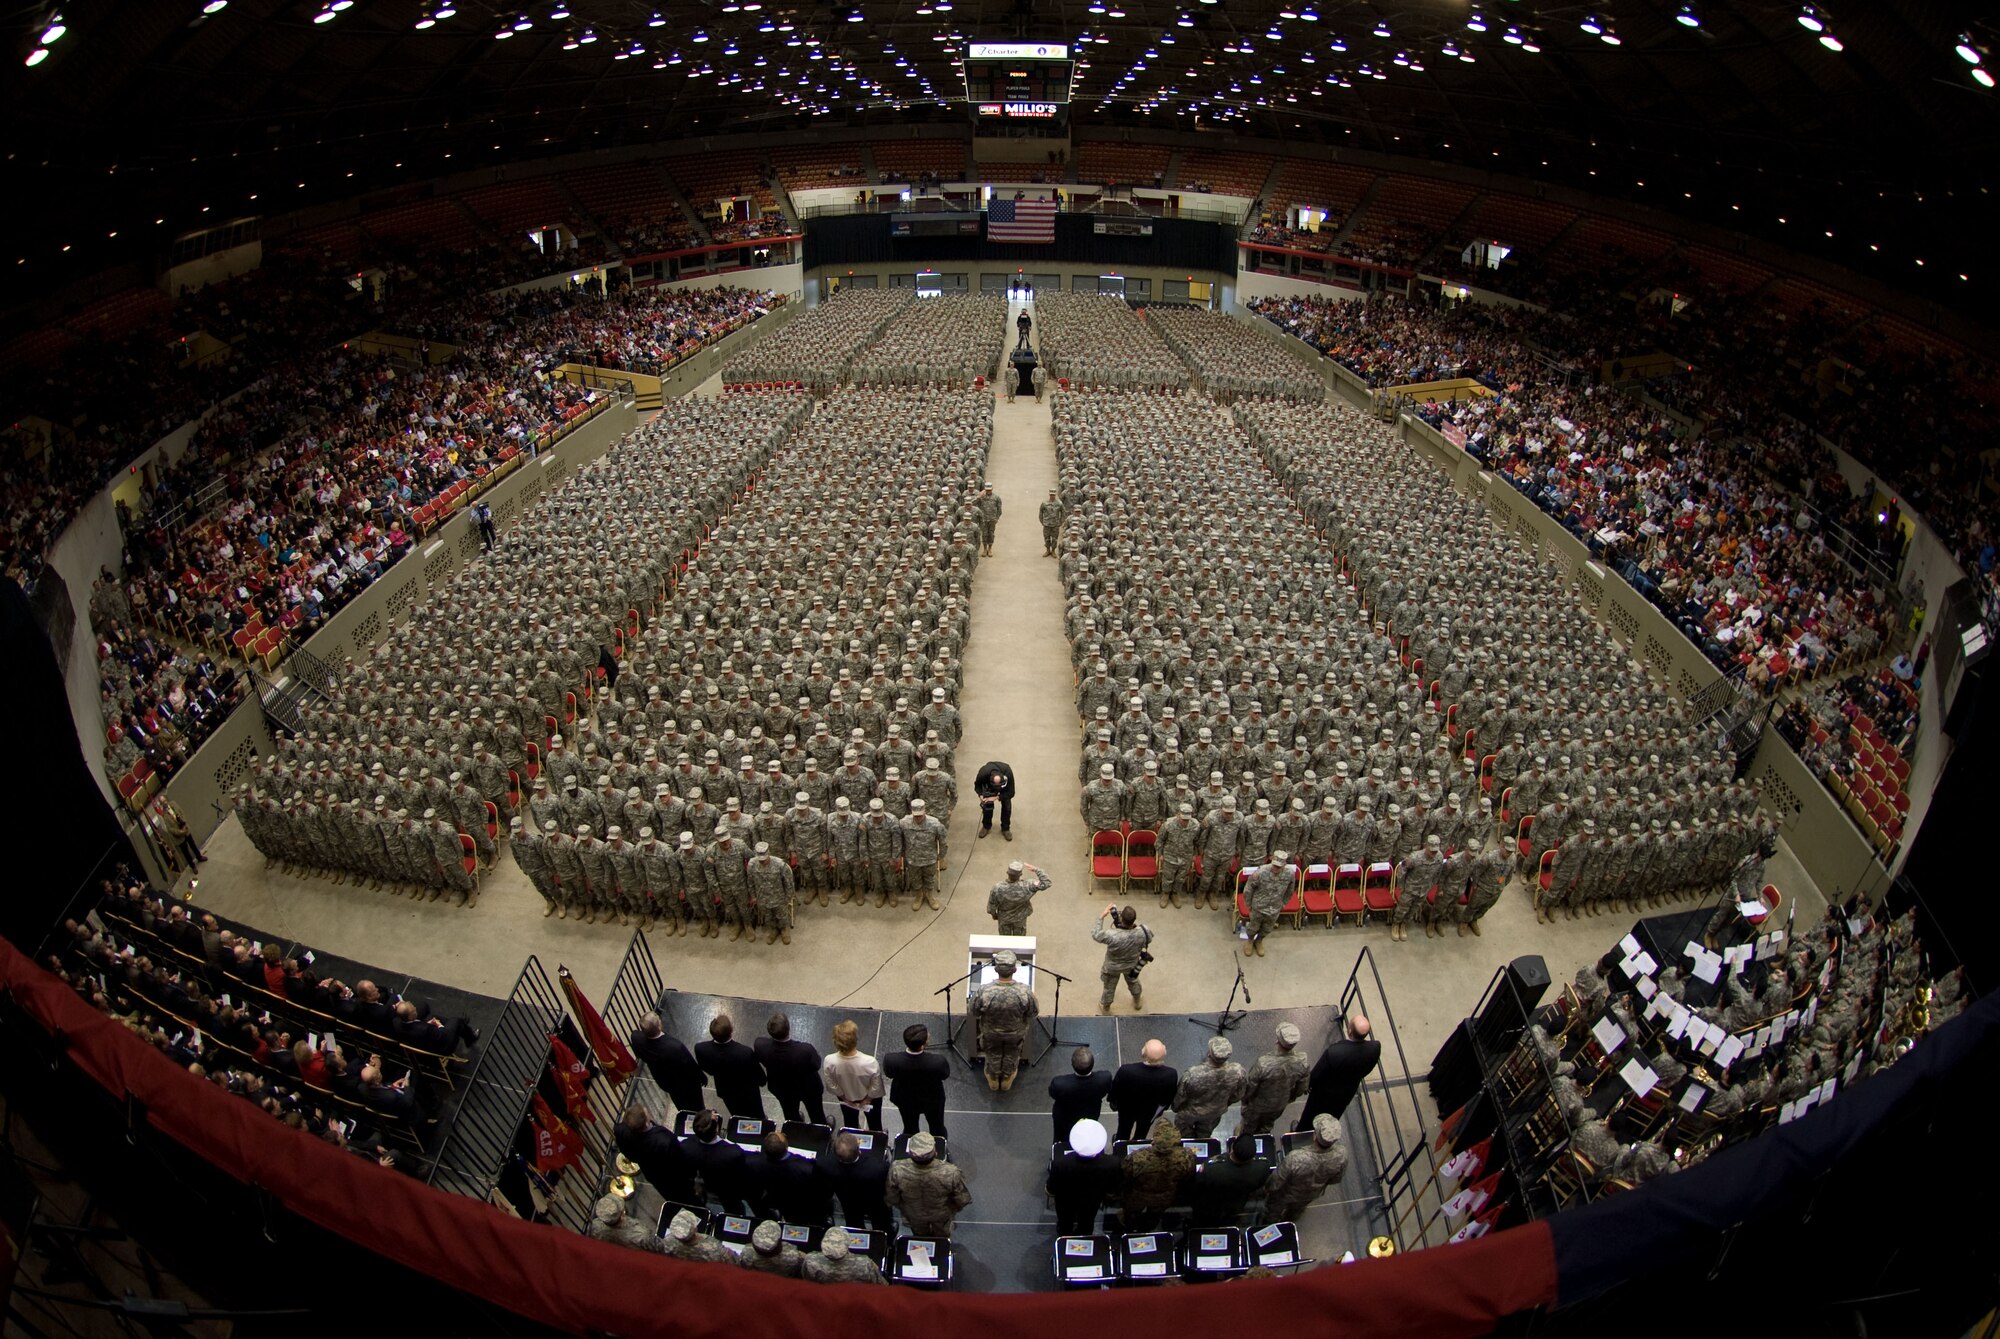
[1088,828,1447,929]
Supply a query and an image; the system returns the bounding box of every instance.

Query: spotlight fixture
[414,9,434,27]
[203,0,228,11]
[1956,35,1982,63]
[24,46,48,64]
[549,3,570,18]
[1466,11,1486,32]
[1579,15,1604,35]
[39,13,65,44]
[1328,33,1345,50]
[1372,20,1391,37]
[312,7,335,22]
[434,2,454,15]
[1502,25,1522,44]
[513,13,532,30]
[1600,25,1621,45]
[1796,6,1824,32]
[1818,31,1842,50]
[1677,5,1700,26]
[1973,66,1995,87]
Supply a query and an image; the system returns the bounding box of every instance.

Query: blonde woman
[819,1019,885,1131]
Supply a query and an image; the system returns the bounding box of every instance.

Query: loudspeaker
[1474,954,1550,1054]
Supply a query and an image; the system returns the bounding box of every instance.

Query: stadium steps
[768,171,801,230]
[452,196,501,246]
[1537,210,1587,266]
[1327,173,1386,249]
[1423,189,1489,271]
[655,165,711,244]
[1162,148,1184,190]
[859,142,880,183]
[1254,157,1286,213]
[553,175,615,258]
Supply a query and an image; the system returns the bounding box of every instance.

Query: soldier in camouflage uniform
[511,816,557,915]
[885,1132,972,1237]
[1264,1113,1348,1222]
[987,860,1048,936]
[1120,1117,1195,1231]
[976,486,1002,557]
[1080,764,1129,833]
[1154,803,1200,908]
[1172,1035,1248,1139]
[1093,903,1153,1012]
[801,1227,883,1285]
[827,795,864,903]
[708,831,754,941]
[970,949,1039,1091]
[1241,849,1297,957]
[1237,1022,1309,1135]
[1391,835,1444,943]
[1195,798,1244,910]
[1460,843,1513,936]
[858,798,905,908]
[1039,489,1064,556]
[899,799,948,911]
[745,842,795,945]
[675,831,717,937]
[786,792,832,907]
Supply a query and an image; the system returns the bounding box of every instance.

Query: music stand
[936,968,980,1071]
[1190,954,1250,1032]
[1032,963,1073,1062]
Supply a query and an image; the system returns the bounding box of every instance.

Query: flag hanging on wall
[987,197,1058,243]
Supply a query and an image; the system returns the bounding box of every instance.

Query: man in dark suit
[1049,1045,1115,1146]
[1295,1013,1381,1131]
[1188,1134,1269,1227]
[753,1012,828,1126]
[694,1013,767,1120]
[358,1064,421,1122]
[350,980,396,1034]
[1108,1038,1178,1144]
[615,1104,697,1205]
[880,1024,949,1139]
[682,1108,751,1215]
[390,1000,478,1054]
[973,760,1017,839]
[815,1131,892,1232]
[745,1131,829,1225]
[631,1012,706,1115]
[1046,1118,1121,1236]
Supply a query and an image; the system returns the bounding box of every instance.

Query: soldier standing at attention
[1236,1022,1309,1135]
[1263,1114,1349,1223]
[1093,903,1153,1014]
[1241,848,1298,958]
[1171,1036,1248,1140]
[987,860,1049,936]
[1039,489,1064,557]
[970,949,1039,1092]
[977,486,1002,558]
[885,1132,972,1238]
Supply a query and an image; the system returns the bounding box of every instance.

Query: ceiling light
[1466,11,1487,32]
[1328,34,1346,51]
[494,25,512,37]
[312,8,335,22]
[1956,36,1983,63]
[513,13,532,30]
[1975,66,1996,88]
[1372,20,1391,37]
[1579,15,1603,35]
[1676,5,1701,27]
[1819,32,1842,50]
[39,15,66,44]
[1600,28,1621,45]
[1176,12,1192,25]
[24,46,48,65]
[1502,26,1522,44]
[550,3,570,18]
[434,1,454,14]
[1796,6,1823,32]
[414,10,435,27]
[845,6,864,19]
[1522,37,1541,52]
[691,29,708,41]
[203,0,228,10]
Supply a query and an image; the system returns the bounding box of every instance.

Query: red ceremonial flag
[1448,1201,1506,1245]
[548,1034,596,1124]
[1441,1135,1493,1184]
[1434,1103,1467,1151]
[530,1094,581,1174]
[559,966,637,1085]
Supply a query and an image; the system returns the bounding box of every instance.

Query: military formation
[1031,290,1186,389]
[1150,304,1325,403]
[235,338,1007,945]
[1048,375,1769,953]
[723,286,916,389]
[850,293,1006,388]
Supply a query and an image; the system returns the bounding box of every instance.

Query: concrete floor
[186,303,1826,1100]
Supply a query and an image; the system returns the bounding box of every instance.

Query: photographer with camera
[1092,903,1154,1015]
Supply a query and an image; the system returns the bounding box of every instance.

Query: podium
[968,933,1038,990]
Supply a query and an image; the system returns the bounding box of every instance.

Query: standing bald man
[1294,1013,1380,1132]
[1108,1038,1179,1144]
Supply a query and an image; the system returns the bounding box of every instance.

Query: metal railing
[601,930,666,1047]
[427,954,607,1231]
[1338,945,1444,1251]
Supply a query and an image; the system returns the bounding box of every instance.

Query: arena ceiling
[4,0,1996,307]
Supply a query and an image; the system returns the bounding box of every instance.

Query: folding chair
[482,801,500,847]
[1123,829,1159,895]
[1537,849,1558,898]
[1362,862,1396,923]
[1090,830,1127,894]
[1514,815,1535,862]
[523,742,542,782]
[1332,863,1364,926]
[1478,755,1496,796]
[1498,786,1515,830]
[507,769,523,813]
[1300,864,1335,927]
[459,833,480,887]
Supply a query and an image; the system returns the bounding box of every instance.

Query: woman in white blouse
[819,1019,885,1132]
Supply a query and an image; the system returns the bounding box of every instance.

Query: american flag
[987,196,1059,243]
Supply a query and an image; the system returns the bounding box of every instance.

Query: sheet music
[1715,1035,1745,1069]
[1621,933,1643,957]
[1635,976,1658,1000]
[1691,951,1722,985]
[1618,1058,1659,1097]
[1678,1084,1707,1113]
[1591,1016,1627,1054]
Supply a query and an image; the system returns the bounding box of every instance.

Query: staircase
[1327,174,1386,250]
[655,165,711,243]
[1162,149,1185,190]
[860,142,880,185]
[553,175,616,259]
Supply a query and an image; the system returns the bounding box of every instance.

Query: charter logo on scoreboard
[967,42,1069,60]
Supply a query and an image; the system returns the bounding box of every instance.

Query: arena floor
[183,300,1826,1105]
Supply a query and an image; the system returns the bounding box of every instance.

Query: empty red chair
[1332,863,1365,925]
[1124,829,1159,894]
[1301,864,1335,926]
[1363,861,1397,921]
[1091,830,1126,893]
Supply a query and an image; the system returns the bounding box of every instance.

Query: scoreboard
[962,41,1073,105]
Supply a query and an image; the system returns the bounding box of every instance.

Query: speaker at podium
[936,934,1071,1069]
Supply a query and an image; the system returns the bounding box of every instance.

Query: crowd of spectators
[96,618,247,782]
[1248,292,1901,681]
[1247,222,1337,253]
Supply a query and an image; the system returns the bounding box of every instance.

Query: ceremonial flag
[987,197,1058,243]
[1441,1135,1493,1184]
[1448,1202,1507,1244]
[559,965,637,1085]
[1434,1103,1468,1151]
[1442,1170,1504,1220]
[530,1094,581,1174]
[549,1033,596,1124]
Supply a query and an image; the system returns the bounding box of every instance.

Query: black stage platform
[647,990,1392,1292]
